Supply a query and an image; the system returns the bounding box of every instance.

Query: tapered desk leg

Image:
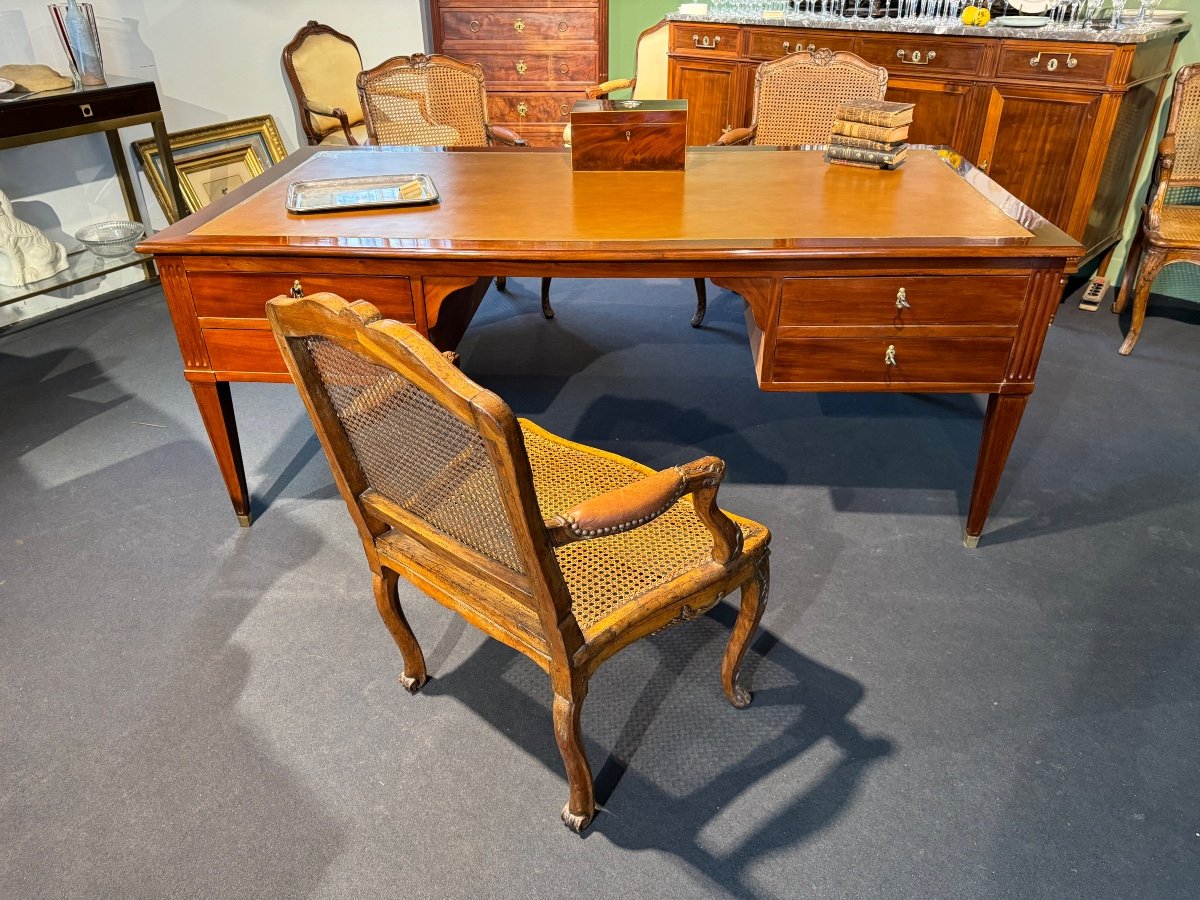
[964,392,1029,548]
[190,380,252,527]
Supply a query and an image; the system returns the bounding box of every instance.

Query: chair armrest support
[544,456,743,564]
[585,78,635,100]
[715,127,754,147]
[488,125,528,147]
[304,100,359,145]
[1147,134,1178,232]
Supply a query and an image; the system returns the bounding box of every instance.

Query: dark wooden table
[138,145,1080,545]
[0,75,187,246]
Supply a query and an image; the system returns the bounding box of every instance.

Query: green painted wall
[607,0,678,82]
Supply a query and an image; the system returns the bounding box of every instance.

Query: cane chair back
[282,21,367,146]
[267,292,771,833]
[750,49,888,147]
[358,53,493,147]
[1114,63,1200,354]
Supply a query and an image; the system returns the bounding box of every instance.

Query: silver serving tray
[285,173,439,213]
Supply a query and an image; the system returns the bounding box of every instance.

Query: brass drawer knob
[884,345,897,366]
[290,279,304,298]
[896,288,910,309]
[514,18,525,33]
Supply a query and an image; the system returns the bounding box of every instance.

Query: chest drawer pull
[896,49,935,66]
[625,130,632,141]
[469,19,480,32]
[884,345,897,366]
[516,59,527,75]
[693,34,721,48]
[559,62,569,75]
[558,20,569,32]
[290,279,304,298]
[559,103,570,117]
[896,288,910,309]
[1029,51,1077,70]
[514,18,525,33]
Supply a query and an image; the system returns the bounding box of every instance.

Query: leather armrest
[488,125,527,147]
[715,127,754,147]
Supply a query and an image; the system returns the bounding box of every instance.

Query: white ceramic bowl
[75,220,146,257]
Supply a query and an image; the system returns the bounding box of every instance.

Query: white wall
[0,0,426,327]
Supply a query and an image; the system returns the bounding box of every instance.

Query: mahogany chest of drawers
[427,0,609,147]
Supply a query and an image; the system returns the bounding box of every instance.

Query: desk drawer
[186,271,415,321]
[489,94,575,125]
[671,23,741,56]
[744,28,856,60]
[858,34,989,77]
[468,50,598,86]
[204,327,285,375]
[779,276,1027,326]
[0,82,159,136]
[772,335,1012,386]
[996,42,1114,86]
[440,9,598,43]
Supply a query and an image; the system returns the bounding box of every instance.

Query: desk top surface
[142,146,1079,262]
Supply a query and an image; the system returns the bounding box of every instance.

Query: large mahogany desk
[138,146,1079,545]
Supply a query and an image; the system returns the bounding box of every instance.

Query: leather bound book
[835,99,915,127]
[830,120,910,143]
[826,156,907,172]
[828,134,907,153]
[824,143,908,168]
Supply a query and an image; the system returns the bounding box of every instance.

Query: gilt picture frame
[175,143,265,212]
[131,115,287,221]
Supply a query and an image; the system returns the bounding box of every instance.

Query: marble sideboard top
[667,11,1189,44]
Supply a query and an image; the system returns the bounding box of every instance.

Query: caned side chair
[282,21,368,147]
[266,292,771,833]
[357,53,552,318]
[1113,62,1200,355]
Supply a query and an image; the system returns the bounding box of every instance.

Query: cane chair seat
[521,420,769,632]
[1114,63,1200,354]
[267,292,772,834]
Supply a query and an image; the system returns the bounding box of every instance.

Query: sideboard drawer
[744,28,856,60]
[469,50,599,86]
[187,271,415,321]
[858,34,990,77]
[779,275,1027,327]
[996,42,1115,86]
[771,335,1013,386]
[440,8,598,43]
[671,23,741,56]
[489,93,575,124]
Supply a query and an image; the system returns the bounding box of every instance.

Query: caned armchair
[1113,62,1200,355]
[282,21,368,147]
[266,292,771,833]
[716,49,888,149]
[358,54,552,318]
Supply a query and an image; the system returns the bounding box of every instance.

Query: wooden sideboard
[666,20,1185,268]
[427,0,608,147]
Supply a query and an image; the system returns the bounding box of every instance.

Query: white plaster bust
[0,188,69,288]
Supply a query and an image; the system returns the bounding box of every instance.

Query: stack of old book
[825,99,915,171]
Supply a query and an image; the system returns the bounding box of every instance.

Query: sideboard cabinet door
[669,57,749,146]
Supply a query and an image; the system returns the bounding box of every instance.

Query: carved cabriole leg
[540,277,555,319]
[1118,246,1169,356]
[722,550,770,709]
[552,688,594,833]
[373,568,427,693]
[690,277,708,328]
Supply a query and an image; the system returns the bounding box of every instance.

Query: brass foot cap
[963,532,980,549]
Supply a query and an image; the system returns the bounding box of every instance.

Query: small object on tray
[991,15,1052,26]
[75,220,145,257]
[285,173,439,213]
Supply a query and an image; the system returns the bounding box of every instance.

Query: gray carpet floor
[2,276,1198,899]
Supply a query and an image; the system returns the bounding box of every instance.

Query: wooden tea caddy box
[570,99,687,171]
